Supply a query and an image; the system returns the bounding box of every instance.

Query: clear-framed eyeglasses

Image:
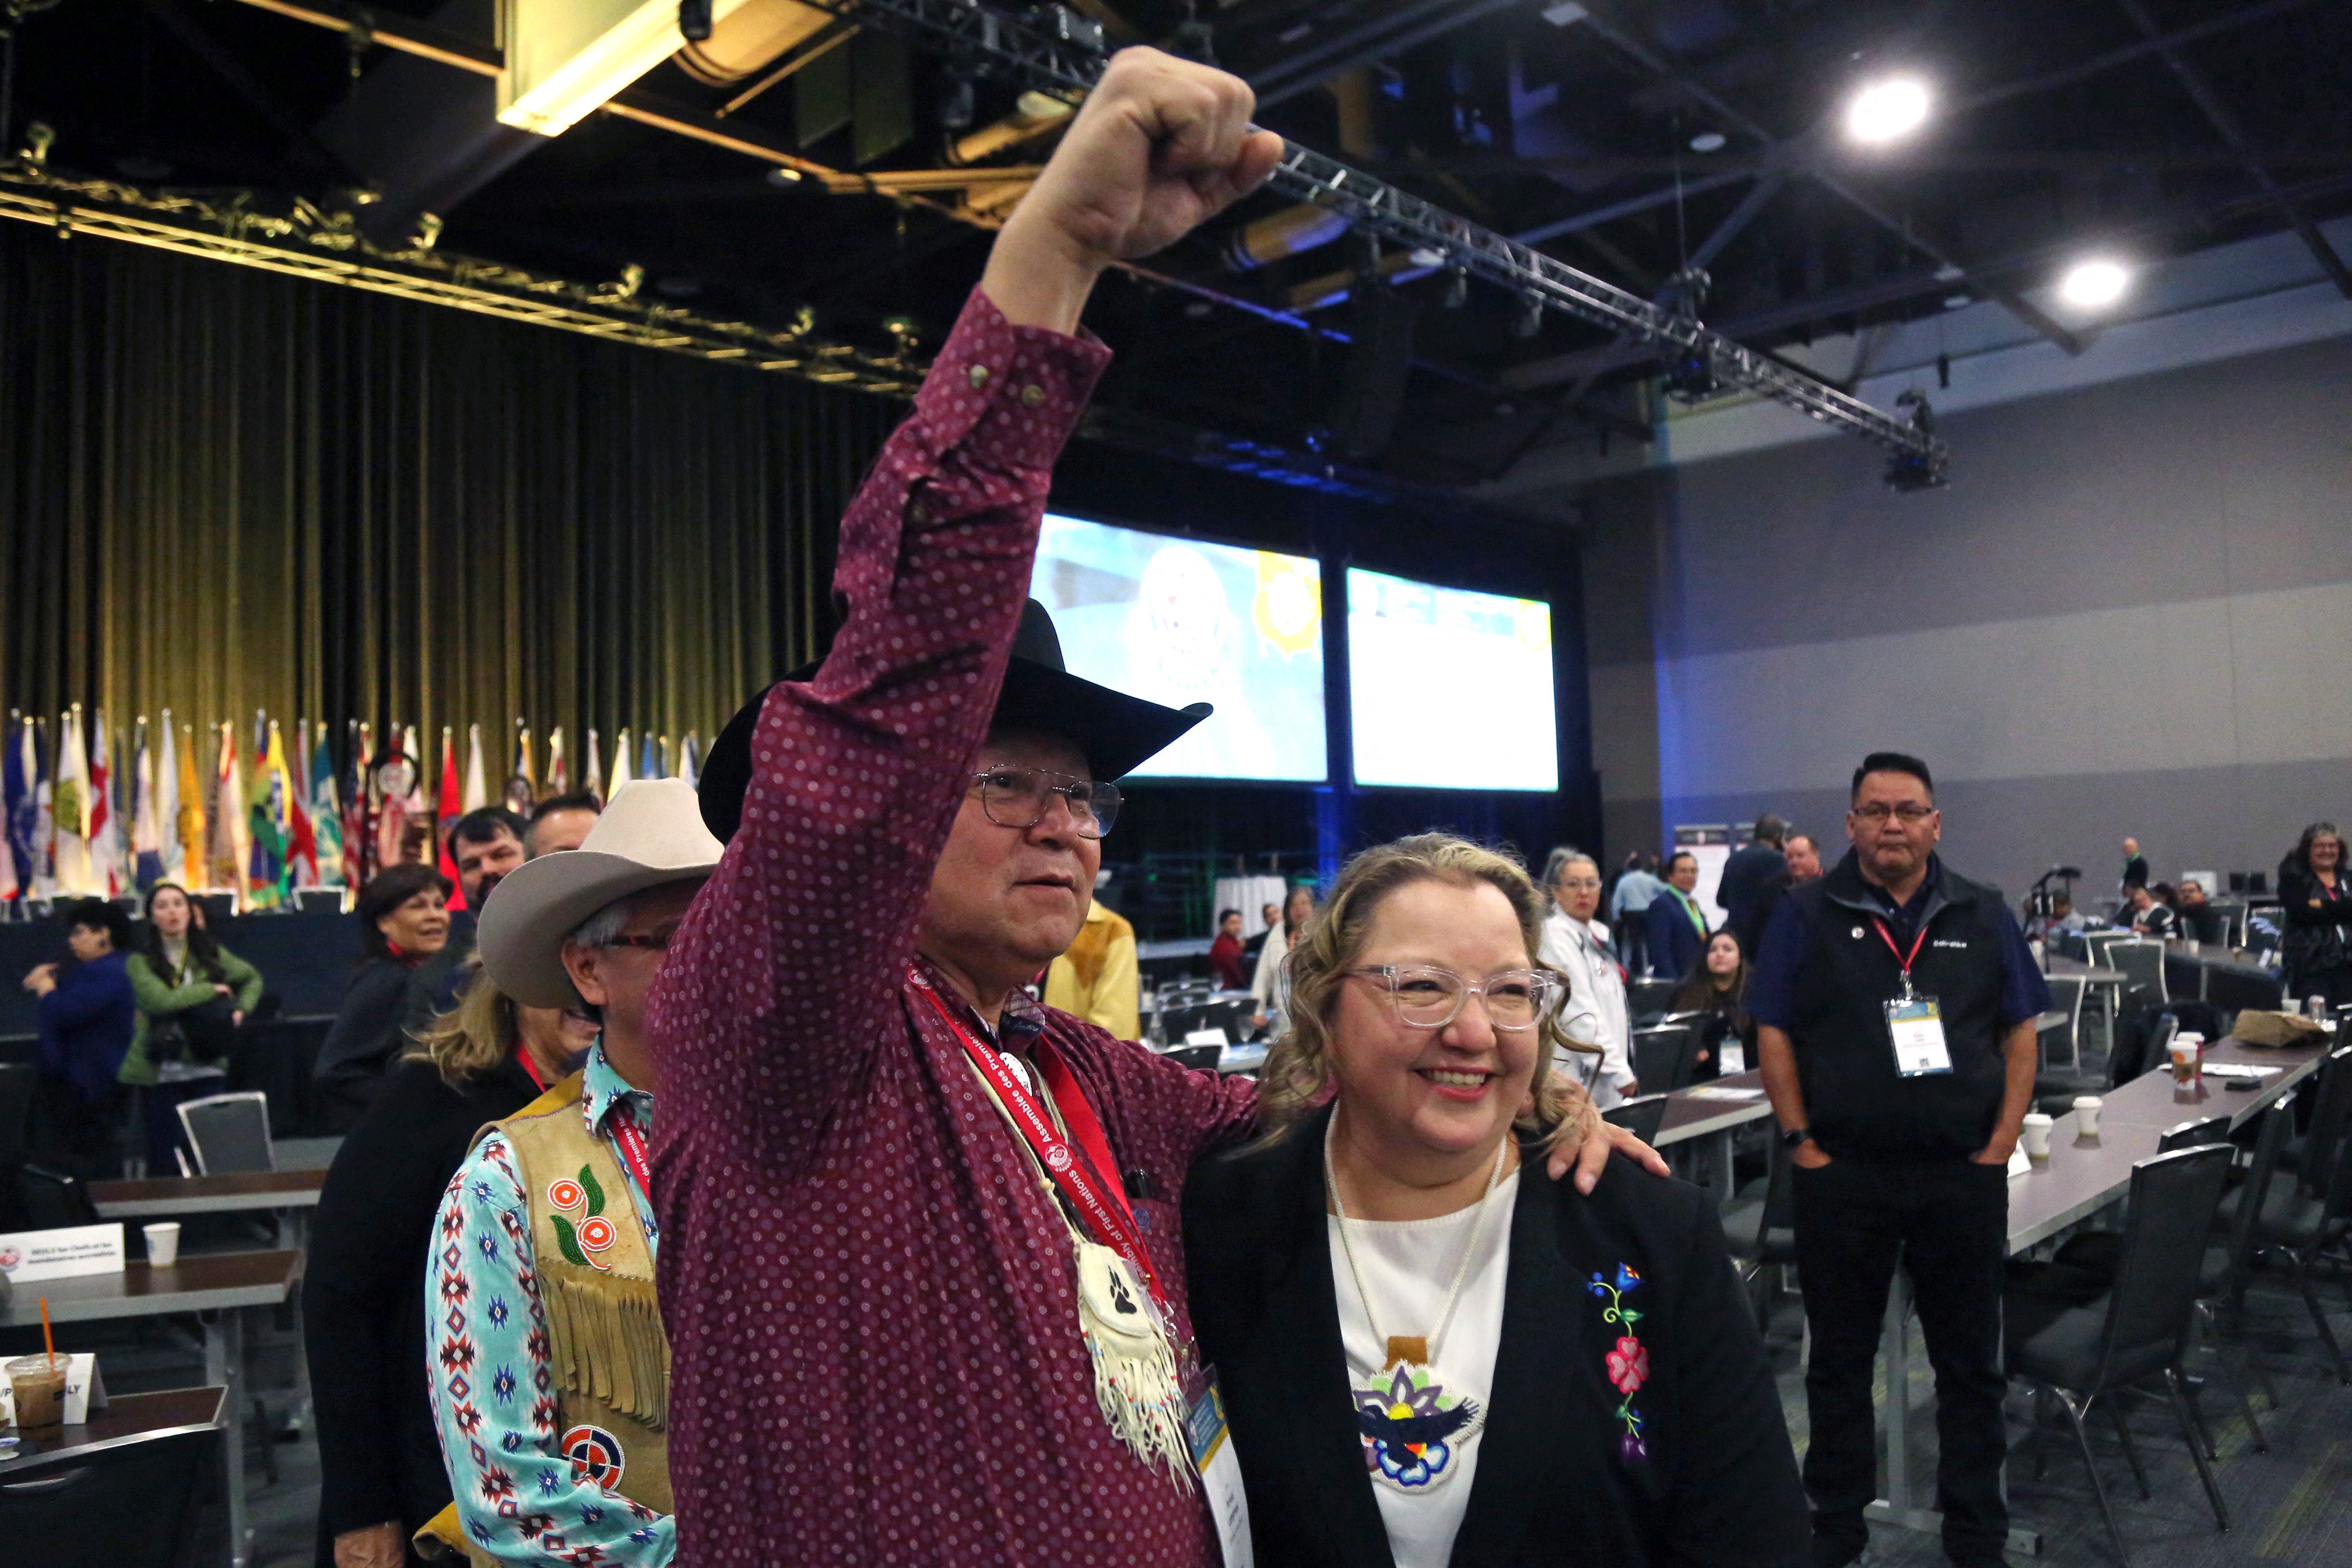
[970,765,1123,840]
[1347,965,1560,1031]
[1852,801,1935,824]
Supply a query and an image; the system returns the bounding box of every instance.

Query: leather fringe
[540,1265,670,1429]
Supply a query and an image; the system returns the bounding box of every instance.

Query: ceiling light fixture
[1689,131,1726,153]
[1845,78,1930,144]
[2059,258,2131,309]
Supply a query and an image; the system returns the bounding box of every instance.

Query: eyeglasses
[1852,802,1935,824]
[602,928,677,952]
[970,766,1122,840]
[1347,966,1560,1031]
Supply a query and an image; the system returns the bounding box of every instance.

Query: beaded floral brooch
[1588,1263,1649,1464]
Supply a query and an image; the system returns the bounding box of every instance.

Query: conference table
[1654,1070,1775,1196]
[89,1169,327,1251]
[0,1381,226,1465]
[1868,1032,2333,1555]
[2,1251,303,1567]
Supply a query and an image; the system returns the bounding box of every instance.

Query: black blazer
[1183,1104,1808,1568]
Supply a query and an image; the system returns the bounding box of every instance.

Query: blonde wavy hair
[1257,833,1600,1154]
[408,958,525,1089]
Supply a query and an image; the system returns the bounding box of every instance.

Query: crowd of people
[13,48,2352,1568]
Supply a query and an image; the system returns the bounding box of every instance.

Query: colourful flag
[547,727,568,796]
[505,719,535,815]
[609,728,633,796]
[131,718,164,891]
[3,713,31,898]
[462,724,488,812]
[175,721,206,890]
[344,721,370,885]
[30,717,55,897]
[309,721,344,888]
[679,731,701,790]
[210,722,250,906]
[52,706,96,895]
[286,719,320,891]
[639,731,659,783]
[584,728,604,804]
[402,724,430,866]
[246,719,294,907]
[89,712,122,896]
[436,727,465,911]
[156,713,181,885]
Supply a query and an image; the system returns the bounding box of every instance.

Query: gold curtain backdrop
[0,217,898,775]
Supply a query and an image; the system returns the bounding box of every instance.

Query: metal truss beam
[799,0,1946,466]
[0,167,928,394]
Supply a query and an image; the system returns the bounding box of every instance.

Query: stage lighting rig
[1882,390,1949,491]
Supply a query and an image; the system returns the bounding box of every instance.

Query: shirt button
[909,501,929,523]
[1020,384,1046,408]
[967,364,990,390]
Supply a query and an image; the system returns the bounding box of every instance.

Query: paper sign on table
[2007,1145,2032,1178]
[1185,1027,1232,1048]
[0,1223,125,1284]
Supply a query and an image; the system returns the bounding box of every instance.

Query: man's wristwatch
[1781,1126,1812,1151]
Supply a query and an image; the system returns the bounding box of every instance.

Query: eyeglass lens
[975,767,1121,838]
[1853,803,1933,823]
[1383,967,1548,1029]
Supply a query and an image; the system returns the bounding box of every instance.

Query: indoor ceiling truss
[798,0,1949,470]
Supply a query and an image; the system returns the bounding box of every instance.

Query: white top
[1327,1172,1519,1568]
[1540,910,1637,1109]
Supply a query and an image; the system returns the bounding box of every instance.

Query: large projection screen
[1347,567,1558,791]
[1029,514,1327,782]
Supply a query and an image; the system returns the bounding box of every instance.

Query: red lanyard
[912,972,1172,1321]
[608,1104,654,1198]
[1872,918,1929,980]
[516,1046,551,1093]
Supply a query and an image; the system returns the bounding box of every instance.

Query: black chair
[176,1092,275,1175]
[0,1420,217,1567]
[2038,1008,2173,1118]
[2009,1143,2237,1565]
[2224,1045,2352,1384]
[2158,1114,2232,1152]
[17,1163,101,1229]
[0,1061,35,1230]
[1626,977,1678,1018]
[1719,1129,1797,1328]
[1629,1024,1699,1093]
[1599,1092,1668,1147]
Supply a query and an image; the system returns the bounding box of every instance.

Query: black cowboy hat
[698,599,1210,842]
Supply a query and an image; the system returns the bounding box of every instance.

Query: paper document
[1684,1084,1766,1101]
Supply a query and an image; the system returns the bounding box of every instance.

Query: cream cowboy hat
[476,778,724,1009]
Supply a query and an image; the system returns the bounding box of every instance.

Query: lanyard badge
[1873,919,1953,1077]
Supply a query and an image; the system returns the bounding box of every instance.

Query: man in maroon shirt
[654,48,1656,1566]
[1209,908,1247,991]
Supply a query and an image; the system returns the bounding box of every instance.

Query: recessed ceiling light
[1943,293,1971,309]
[1846,78,1930,143]
[1689,131,1726,153]
[2059,258,2131,308]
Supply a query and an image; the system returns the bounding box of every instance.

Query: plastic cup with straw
[5,1297,69,1431]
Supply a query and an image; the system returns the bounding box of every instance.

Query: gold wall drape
[0,218,897,771]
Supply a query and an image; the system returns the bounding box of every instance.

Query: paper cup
[2283,997,2303,1016]
[2021,1113,2054,1159]
[2075,1096,2103,1138]
[144,1221,181,1269]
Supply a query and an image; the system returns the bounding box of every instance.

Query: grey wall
[1575,330,2352,899]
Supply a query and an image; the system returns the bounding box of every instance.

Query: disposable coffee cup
[2284,997,2303,1017]
[144,1222,181,1269]
[4,1355,66,1432]
[2075,1096,2104,1138]
[2021,1113,2054,1160]
[2312,997,2330,1023]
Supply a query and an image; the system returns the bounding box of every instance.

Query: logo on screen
[1142,545,1227,696]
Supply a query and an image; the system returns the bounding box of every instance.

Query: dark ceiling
[7,0,2350,491]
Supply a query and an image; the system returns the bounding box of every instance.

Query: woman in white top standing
[1251,881,1318,1035]
[1185,835,1808,1568]
[1538,847,1639,1110]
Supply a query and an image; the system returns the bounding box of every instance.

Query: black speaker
[1332,287,1420,462]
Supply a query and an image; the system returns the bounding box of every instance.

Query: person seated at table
[1210,907,1247,991]
[1666,929,1754,1081]
[313,864,456,1134]
[23,898,138,1179]
[304,961,597,1568]
[121,882,266,1174]
[1184,833,1809,1568]
[1252,882,1320,1035]
[2119,883,2176,939]
[418,779,721,1568]
[2280,822,2352,1011]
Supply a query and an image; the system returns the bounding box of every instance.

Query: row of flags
[2,708,708,913]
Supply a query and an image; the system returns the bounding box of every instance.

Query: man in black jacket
[1719,814,1789,942]
[1749,753,2048,1568]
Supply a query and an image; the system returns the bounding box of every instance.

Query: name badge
[1885,996,1953,1077]
[1186,1368,1254,1568]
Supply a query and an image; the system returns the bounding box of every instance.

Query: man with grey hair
[417,778,723,1567]
[1540,845,1639,1108]
[1720,813,1792,947]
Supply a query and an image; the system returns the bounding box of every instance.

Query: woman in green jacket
[123,882,265,1171]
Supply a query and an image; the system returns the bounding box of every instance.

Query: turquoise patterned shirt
[427,1043,671,1566]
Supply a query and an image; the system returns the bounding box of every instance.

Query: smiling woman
[1184,833,1811,1568]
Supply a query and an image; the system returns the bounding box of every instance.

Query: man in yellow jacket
[1043,886,1139,1041]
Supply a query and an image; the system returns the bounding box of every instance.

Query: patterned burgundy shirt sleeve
[654,288,1110,1168]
